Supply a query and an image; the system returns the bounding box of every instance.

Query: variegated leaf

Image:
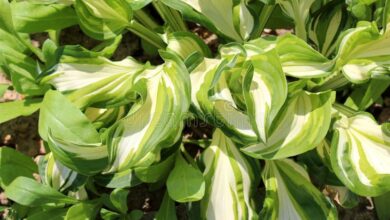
[105,53,190,172]
[190,57,257,144]
[261,159,337,219]
[74,0,131,40]
[37,153,87,193]
[276,0,316,41]
[42,55,146,108]
[330,112,390,196]
[161,0,254,41]
[201,129,260,220]
[39,90,108,176]
[308,1,353,57]
[242,90,334,160]
[166,32,211,60]
[85,107,127,129]
[243,50,288,143]
[276,34,334,78]
[335,23,390,83]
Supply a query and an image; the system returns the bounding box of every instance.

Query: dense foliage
[0,0,389,219]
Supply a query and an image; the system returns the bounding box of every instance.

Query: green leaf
[10,2,78,33]
[134,153,176,183]
[383,0,390,31]
[345,79,390,110]
[166,32,211,60]
[0,0,16,33]
[109,188,129,214]
[128,210,143,220]
[74,0,132,40]
[330,113,390,196]
[94,169,142,188]
[242,90,334,160]
[375,191,390,220]
[200,129,259,220]
[0,84,8,97]
[26,207,69,220]
[105,53,190,172]
[0,0,45,61]
[167,153,205,203]
[100,208,120,220]
[91,34,123,58]
[276,34,334,78]
[161,0,255,41]
[260,159,337,219]
[65,200,101,220]
[39,90,108,175]
[155,192,177,220]
[5,177,77,207]
[126,0,152,10]
[0,147,37,188]
[276,0,315,41]
[0,99,41,124]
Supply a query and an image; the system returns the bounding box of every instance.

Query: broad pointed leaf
[336,23,390,83]
[74,0,132,40]
[276,34,334,78]
[38,153,87,193]
[200,129,259,220]
[39,90,108,175]
[190,58,257,144]
[0,147,37,188]
[166,32,211,60]
[330,113,390,196]
[5,177,77,207]
[243,50,287,142]
[260,159,337,219]
[105,53,190,172]
[242,90,334,160]
[42,55,145,108]
[161,0,255,41]
[10,1,78,33]
[167,153,205,203]
[276,0,315,41]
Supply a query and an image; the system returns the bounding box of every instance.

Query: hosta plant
[0,0,390,219]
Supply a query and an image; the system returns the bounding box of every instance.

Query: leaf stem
[251,4,275,39]
[152,0,188,32]
[127,20,167,49]
[332,103,356,117]
[310,72,349,92]
[134,9,160,30]
[18,34,45,62]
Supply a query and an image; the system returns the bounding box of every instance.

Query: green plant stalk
[251,4,275,39]
[153,1,188,32]
[311,72,349,92]
[48,30,61,46]
[127,20,167,49]
[180,145,198,168]
[134,9,160,30]
[294,20,307,42]
[18,34,45,62]
[332,103,356,117]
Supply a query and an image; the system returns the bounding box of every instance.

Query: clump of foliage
[0,0,390,219]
